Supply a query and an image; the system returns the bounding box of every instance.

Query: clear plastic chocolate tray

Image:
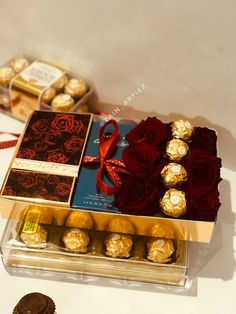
[0,204,188,287]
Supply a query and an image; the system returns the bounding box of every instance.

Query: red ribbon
[82,120,127,195]
[0,131,20,150]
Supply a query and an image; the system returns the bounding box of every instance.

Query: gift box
[0,110,93,207]
[0,55,93,121]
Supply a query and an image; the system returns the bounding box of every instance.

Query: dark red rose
[51,114,82,133]
[64,136,83,153]
[126,117,171,149]
[44,131,62,145]
[55,182,71,195]
[31,119,50,132]
[184,185,221,221]
[34,141,48,152]
[191,127,217,155]
[183,149,221,187]
[48,175,60,185]
[122,142,161,177]
[17,148,36,159]
[3,186,15,196]
[17,173,37,189]
[47,151,68,164]
[114,175,160,216]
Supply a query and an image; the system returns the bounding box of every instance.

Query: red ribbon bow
[0,131,20,150]
[82,120,127,195]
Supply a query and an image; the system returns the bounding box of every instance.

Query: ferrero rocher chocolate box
[0,55,93,121]
[0,110,93,207]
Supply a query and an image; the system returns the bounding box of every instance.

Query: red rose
[55,182,71,195]
[44,131,62,145]
[183,149,221,187]
[34,141,48,152]
[122,142,161,177]
[31,119,50,132]
[17,173,38,189]
[51,114,82,133]
[17,148,36,159]
[114,175,160,216]
[191,127,217,155]
[184,185,221,221]
[48,175,60,185]
[47,151,68,164]
[3,186,15,196]
[126,117,171,149]
[64,136,83,153]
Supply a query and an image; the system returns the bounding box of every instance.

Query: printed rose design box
[0,111,93,207]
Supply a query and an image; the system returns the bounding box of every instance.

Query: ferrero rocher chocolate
[64,78,88,98]
[105,233,133,258]
[0,66,15,87]
[151,222,175,239]
[107,217,135,234]
[51,93,75,112]
[41,87,56,103]
[52,74,68,90]
[20,224,48,248]
[161,163,187,187]
[160,188,187,218]
[166,139,189,161]
[66,210,94,229]
[62,228,90,252]
[171,119,194,142]
[11,56,30,73]
[147,238,175,263]
[0,94,11,108]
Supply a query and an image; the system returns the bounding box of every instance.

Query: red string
[0,132,20,150]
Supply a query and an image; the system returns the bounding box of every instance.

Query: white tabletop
[0,112,235,314]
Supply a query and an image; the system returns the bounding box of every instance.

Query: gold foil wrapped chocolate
[107,217,135,234]
[105,233,133,258]
[51,93,75,112]
[66,211,94,229]
[171,119,194,142]
[0,66,15,87]
[41,87,56,103]
[0,94,11,108]
[52,74,68,90]
[11,57,30,73]
[161,163,187,187]
[64,78,88,98]
[151,222,175,239]
[166,139,189,161]
[62,228,90,252]
[20,225,48,248]
[147,238,175,263]
[160,188,187,218]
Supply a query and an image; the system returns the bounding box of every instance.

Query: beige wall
[1,0,236,170]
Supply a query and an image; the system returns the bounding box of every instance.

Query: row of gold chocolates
[18,206,177,264]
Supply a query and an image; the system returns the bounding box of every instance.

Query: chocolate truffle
[171,119,194,142]
[151,222,175,239]
[64,78,88,98]
[11,57,30,73]
[63,228,90,252]
[160,188,187,218]
[13,292,55,314]
[66,210,94,229]
[51,93,75,112]
[166,138,189,161]
[105,233,133,258]
[161,163,187,187]
[20,224,48,248]
[147,238,175,263]
[107,217,135,234]
[52,74,68,90]
[41,87,56,103]
[0,66,15,87]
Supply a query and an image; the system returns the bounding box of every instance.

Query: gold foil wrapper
[66,211,94,229]
[160,188,187,218]
[51,93,75,112]
[52,74,68,90]
[41,87,56,103]
[64,78,88,98]
[166,139,189,161]
[161,163,187,187]
[105,233,133,258]
[147,238,175,263]
[107,217,135,234]
[62,228,90,252]
[0,66,15,87]
[171,119,194,142]
[20,225,48,248]
[0,94,11,108]
[11,57,30,73]
[151,222,175,239]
